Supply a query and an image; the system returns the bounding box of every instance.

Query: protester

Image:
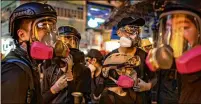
[42,26,91,103]
[1,2,57,104]
[86,49,105,103]
[146,0,201,103]
[104,17,157,104]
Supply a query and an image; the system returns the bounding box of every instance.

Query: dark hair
[13,18,32,44]
[87,49,103,65]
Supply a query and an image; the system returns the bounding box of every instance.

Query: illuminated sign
[1,37,15,56]
[87,3,112,29]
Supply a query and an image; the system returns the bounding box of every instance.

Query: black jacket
[42,64,73,104]
[179,72,201,103]
[42,49,91,103]
[1,47,42,104]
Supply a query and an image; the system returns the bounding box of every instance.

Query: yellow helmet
[141,39,151,47]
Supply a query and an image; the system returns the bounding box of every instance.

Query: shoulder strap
[2,59,35,90]
[2,58,35,104]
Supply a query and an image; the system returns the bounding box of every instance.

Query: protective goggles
[158,10,201,57]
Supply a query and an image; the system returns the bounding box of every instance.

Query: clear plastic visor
[158,11,201,57]
[58,35,79,49]
[33,17,58,47]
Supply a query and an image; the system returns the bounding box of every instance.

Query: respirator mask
[146,11,201,74]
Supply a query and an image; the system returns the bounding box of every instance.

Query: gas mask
[59,35,80,49]
[54,40,70,58]
[119,25,141,48]
[102,53,141,88]
[146,11,201,74]
[30,17,58,60]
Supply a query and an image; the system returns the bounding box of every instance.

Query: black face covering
[109,69,120,80]
[104,69,120,87]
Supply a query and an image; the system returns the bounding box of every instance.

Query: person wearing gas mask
[100,53,142,104]
[104,17,157,104]
[146,0,201,103]
[42,26,91,104]
[41,42,74,103]
[59,26,91,103]
[86,49,105,103]
[1,2,57,104]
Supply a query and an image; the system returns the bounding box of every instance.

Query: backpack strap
[2,58,35,104]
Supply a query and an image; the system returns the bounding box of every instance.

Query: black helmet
[9,2,57,39]
[58,26,81,40]
[154,0,201,15]
[164,0,201,15]
[58,26,81,49]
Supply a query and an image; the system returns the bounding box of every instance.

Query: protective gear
[103,53,140,87]
[119,36,132,47]
[54,40,70,58]
[119,25,141,47]
[32,18,57,47]
[176,45,201,74]
[141,39,152,47]
[117,17,145,29]
[141,39,152,52]
[58,26,81,49]
[51,74,68,94]
[9,2,57,60]
[146,45,174,71]
[116,75,135,88]
[9,2,57,44]
[133,78,151,92]
[148,0,201,73]
[120,25,141,35]
[30,41,53,60]
[158,12,201,58]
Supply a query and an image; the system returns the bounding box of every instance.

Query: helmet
[141,38,152,47]
[155,0,201,57]
[141,38,152,52]
[102,53,140,87]
[58,26,81,49]
[102,53,141,78]
[9,2,57,41]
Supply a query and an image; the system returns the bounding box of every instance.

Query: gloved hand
[133,78,152,92]
[61,55,74,81]
[51,75,68,94]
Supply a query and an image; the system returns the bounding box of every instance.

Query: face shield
[59,35,80,49]
[30,17,57,60]
[120,25,140,37]
[119,25,141,47]
[32,17,58,47]
[158,10,201,58]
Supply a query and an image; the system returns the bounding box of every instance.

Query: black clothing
[42,64,73,104]
[99,89,137,104]
[179,72,201,103]
[91,74,105,103]
[104,48,157,104]
[42,49,91,103]
[157,70,179,104]
[1,47,42,104]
